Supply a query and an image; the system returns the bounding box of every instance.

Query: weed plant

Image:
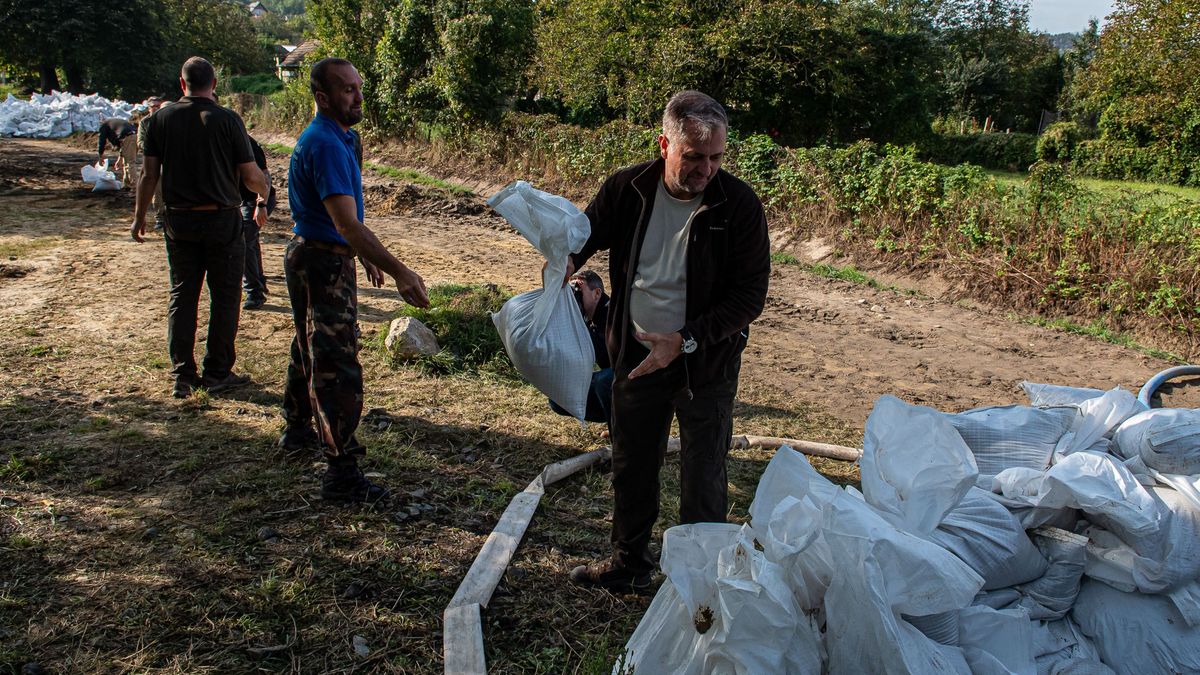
[387,283,514,376]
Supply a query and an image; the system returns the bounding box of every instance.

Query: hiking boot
[569,559,652,592]
[321,459,391,504]
[243,296,265,310]
[172,376,197,399]
[201,372,251,393]
[278,425,319,454]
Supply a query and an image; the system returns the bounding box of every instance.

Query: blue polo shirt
[288,113,362,245]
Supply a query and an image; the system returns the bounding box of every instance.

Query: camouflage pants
[283,238,365,459]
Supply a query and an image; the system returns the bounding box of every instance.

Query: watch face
[682,337,697,354]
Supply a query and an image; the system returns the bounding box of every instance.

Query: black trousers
[609,340,740,574]
[240,204,268,301]
[163,208,244,382]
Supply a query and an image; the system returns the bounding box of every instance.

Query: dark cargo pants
[163,208,245,382]
[609,341,740,574]
[282,238,365,460]
[239,204,268,302]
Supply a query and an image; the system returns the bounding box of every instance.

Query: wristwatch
[679,328,698,354]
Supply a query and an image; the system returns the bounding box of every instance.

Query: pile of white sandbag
[618,383,1200,674]
[0,90,143,138]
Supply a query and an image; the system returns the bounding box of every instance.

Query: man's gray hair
[662,91,728,143]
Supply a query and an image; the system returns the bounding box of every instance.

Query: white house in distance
[277,40,320,82]
[247,1,269,18]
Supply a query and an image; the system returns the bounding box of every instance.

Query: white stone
[385,317,439,360]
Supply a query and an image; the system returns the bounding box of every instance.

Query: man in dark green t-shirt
[131,56,270,399]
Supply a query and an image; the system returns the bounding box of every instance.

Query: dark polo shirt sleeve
[144,96,254,209]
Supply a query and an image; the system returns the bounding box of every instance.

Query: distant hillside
[1048,32,1079,51]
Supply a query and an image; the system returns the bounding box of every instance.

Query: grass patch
[365,162,473,196]
[0,236,59,259]
[1016,314,1185,362]
[384,283,513,376]
[801,262,920,297]
[770,251,799,265]
[262,142,293,155]
[987,169,1200,201]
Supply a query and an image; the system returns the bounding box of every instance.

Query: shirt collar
[315,112,355,144]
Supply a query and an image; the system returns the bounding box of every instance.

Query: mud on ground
[0,136,1188,672]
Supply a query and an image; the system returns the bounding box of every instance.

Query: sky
[1027,0,1115,34]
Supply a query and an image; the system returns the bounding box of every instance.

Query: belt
[168,204,234,212]
[294,235,356,257]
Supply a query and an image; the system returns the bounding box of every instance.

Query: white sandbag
[487,181,593,418]
[1086,484,1200,593]
[660,523,742,633]
[1,90,141,138]
[1072,580,1200,675]
[861,395,978,535]
[1030,618,1112,675]
[705,526,824,674]
[748,447,840,611]
[1011,527,1088,620]
[991,452,1161,537]
[1054,388,1145,457]
[1021,381,1104,407]
[949,405,1075,478]
[1114,408,1200,475]
[492,286,593,418]
[929,487,1048,590]
[957,606,1036,675]
[80,159,122,192]
[823,490,981,674]
[904,610,960,645]
[615,581,709,675]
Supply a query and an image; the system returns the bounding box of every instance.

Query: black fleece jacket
[571,158,770,388]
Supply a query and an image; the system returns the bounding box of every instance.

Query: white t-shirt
[629,179,701,349]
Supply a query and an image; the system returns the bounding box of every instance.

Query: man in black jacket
[566,91,771,590]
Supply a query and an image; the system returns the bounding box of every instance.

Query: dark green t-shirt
[143,96,254,209]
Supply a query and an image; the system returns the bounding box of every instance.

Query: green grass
[801,262,921,296]
[383,283,514,375]
[987,169,1200,201]
[365,162,473,196]
[262,142,294,155]
[1015,314,1185,362]
[770,251,799,265]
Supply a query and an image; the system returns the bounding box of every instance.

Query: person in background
[136,97,168,230]
[281,57,429,503]
[548,269,613,432]
[98,116,137,186]
[240,136,275,310]
[565,90,771,591]
[131,56,269,399]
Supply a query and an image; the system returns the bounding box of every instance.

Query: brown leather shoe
[569,559,652,591]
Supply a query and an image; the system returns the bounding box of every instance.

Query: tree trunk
[64,62,85,95]
[39,61,60,94]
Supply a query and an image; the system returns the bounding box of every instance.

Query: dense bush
[1037,121,1084,162]
[1071,139,1199,186]
[920,133,1038,172]
[230,73,284,96]
[245,78,314,134]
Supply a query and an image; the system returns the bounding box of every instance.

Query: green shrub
[230,72,284,95]
[244,77,313,134]
[1071,139,1197,186]
[1037,122,1084,162]
[921,133,1038,172]
[391,283,513,375]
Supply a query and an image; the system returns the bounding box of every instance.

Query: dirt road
[0,136,1182,671]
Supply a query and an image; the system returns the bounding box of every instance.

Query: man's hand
[130,217,146,243]
[541,258,576,287]
[254,204,268,227]
[628,331,684,379]
[393,264,430,308]
[360,256,385,288]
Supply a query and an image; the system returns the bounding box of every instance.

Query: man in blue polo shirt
[282,57,430,504]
